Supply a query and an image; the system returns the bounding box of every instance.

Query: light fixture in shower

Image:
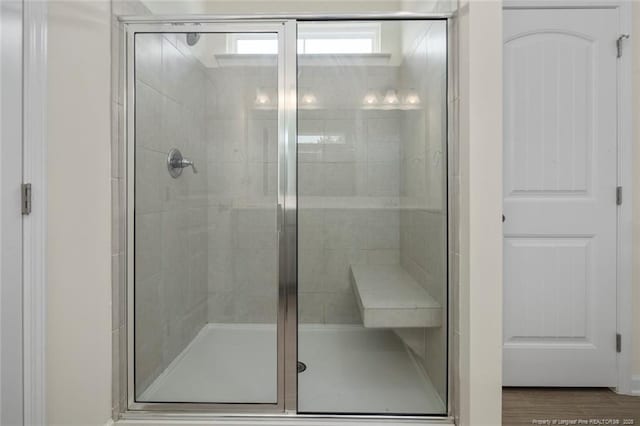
[255,88,271,108]
[404,89,421,106]
[361,88,422,110]
[301,91,317,106]
[383,89,400,105]
[362,89,380,107]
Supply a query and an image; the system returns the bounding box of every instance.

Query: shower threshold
[138,323,445,415]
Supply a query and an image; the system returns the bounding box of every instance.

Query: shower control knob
[167,148,197,178]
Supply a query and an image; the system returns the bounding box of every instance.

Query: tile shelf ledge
[350,264,442,328]
[214,53,393,67]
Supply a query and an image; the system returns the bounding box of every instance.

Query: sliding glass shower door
[126,17,448,417]
[129,22,295,410]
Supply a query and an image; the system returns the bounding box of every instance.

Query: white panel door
[503,8,618,386]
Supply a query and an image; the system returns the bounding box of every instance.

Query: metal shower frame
[119,11,455,423]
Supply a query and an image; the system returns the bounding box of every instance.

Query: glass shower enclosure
[126,16,448,417]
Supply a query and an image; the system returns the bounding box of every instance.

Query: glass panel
[297,20,448,415]
[133,31,279,404]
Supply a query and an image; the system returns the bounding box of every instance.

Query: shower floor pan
[138,323,445,414]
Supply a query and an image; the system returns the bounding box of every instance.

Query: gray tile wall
[298,65,403,324]
[204,66,279,324]
[398,21,448,402]
[133,32,209,395]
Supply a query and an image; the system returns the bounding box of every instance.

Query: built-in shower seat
[350,264,442,328]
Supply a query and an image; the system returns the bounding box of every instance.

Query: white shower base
[139,323,445,414]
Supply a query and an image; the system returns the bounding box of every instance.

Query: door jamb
[502,0,634,395]
[614,0,633,396]
[22,0,48,423]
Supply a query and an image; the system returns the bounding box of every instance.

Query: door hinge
[617,34,630,58]
[616,186,622,205]
[21,183,32,215]
[616,333,622,353]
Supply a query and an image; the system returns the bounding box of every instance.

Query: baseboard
[632,375,640,396]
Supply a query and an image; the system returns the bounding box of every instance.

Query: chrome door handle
[167,148,197,178]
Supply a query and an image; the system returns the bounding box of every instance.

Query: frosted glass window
[234,23,379,54]
[301,38,373,54]
[236,38,278,54]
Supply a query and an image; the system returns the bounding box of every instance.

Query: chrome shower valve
[167,148,197,178]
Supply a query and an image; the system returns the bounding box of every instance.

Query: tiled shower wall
[398,21,448,401]
[204,65,279,324]
[133,32,209,394]
[203,63,401,325]
[298,65,403,324]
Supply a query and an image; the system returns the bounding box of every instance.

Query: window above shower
[177,21,399,69]
[230,23,381,55]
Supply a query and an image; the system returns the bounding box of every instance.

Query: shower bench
[350,264,442,328]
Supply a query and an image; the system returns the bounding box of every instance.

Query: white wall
[47,1,112,424]
[456,0,503,425]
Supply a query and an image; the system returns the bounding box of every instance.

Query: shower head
[186,32,200,47]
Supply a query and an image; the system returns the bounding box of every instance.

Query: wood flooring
[503,388,640,425]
